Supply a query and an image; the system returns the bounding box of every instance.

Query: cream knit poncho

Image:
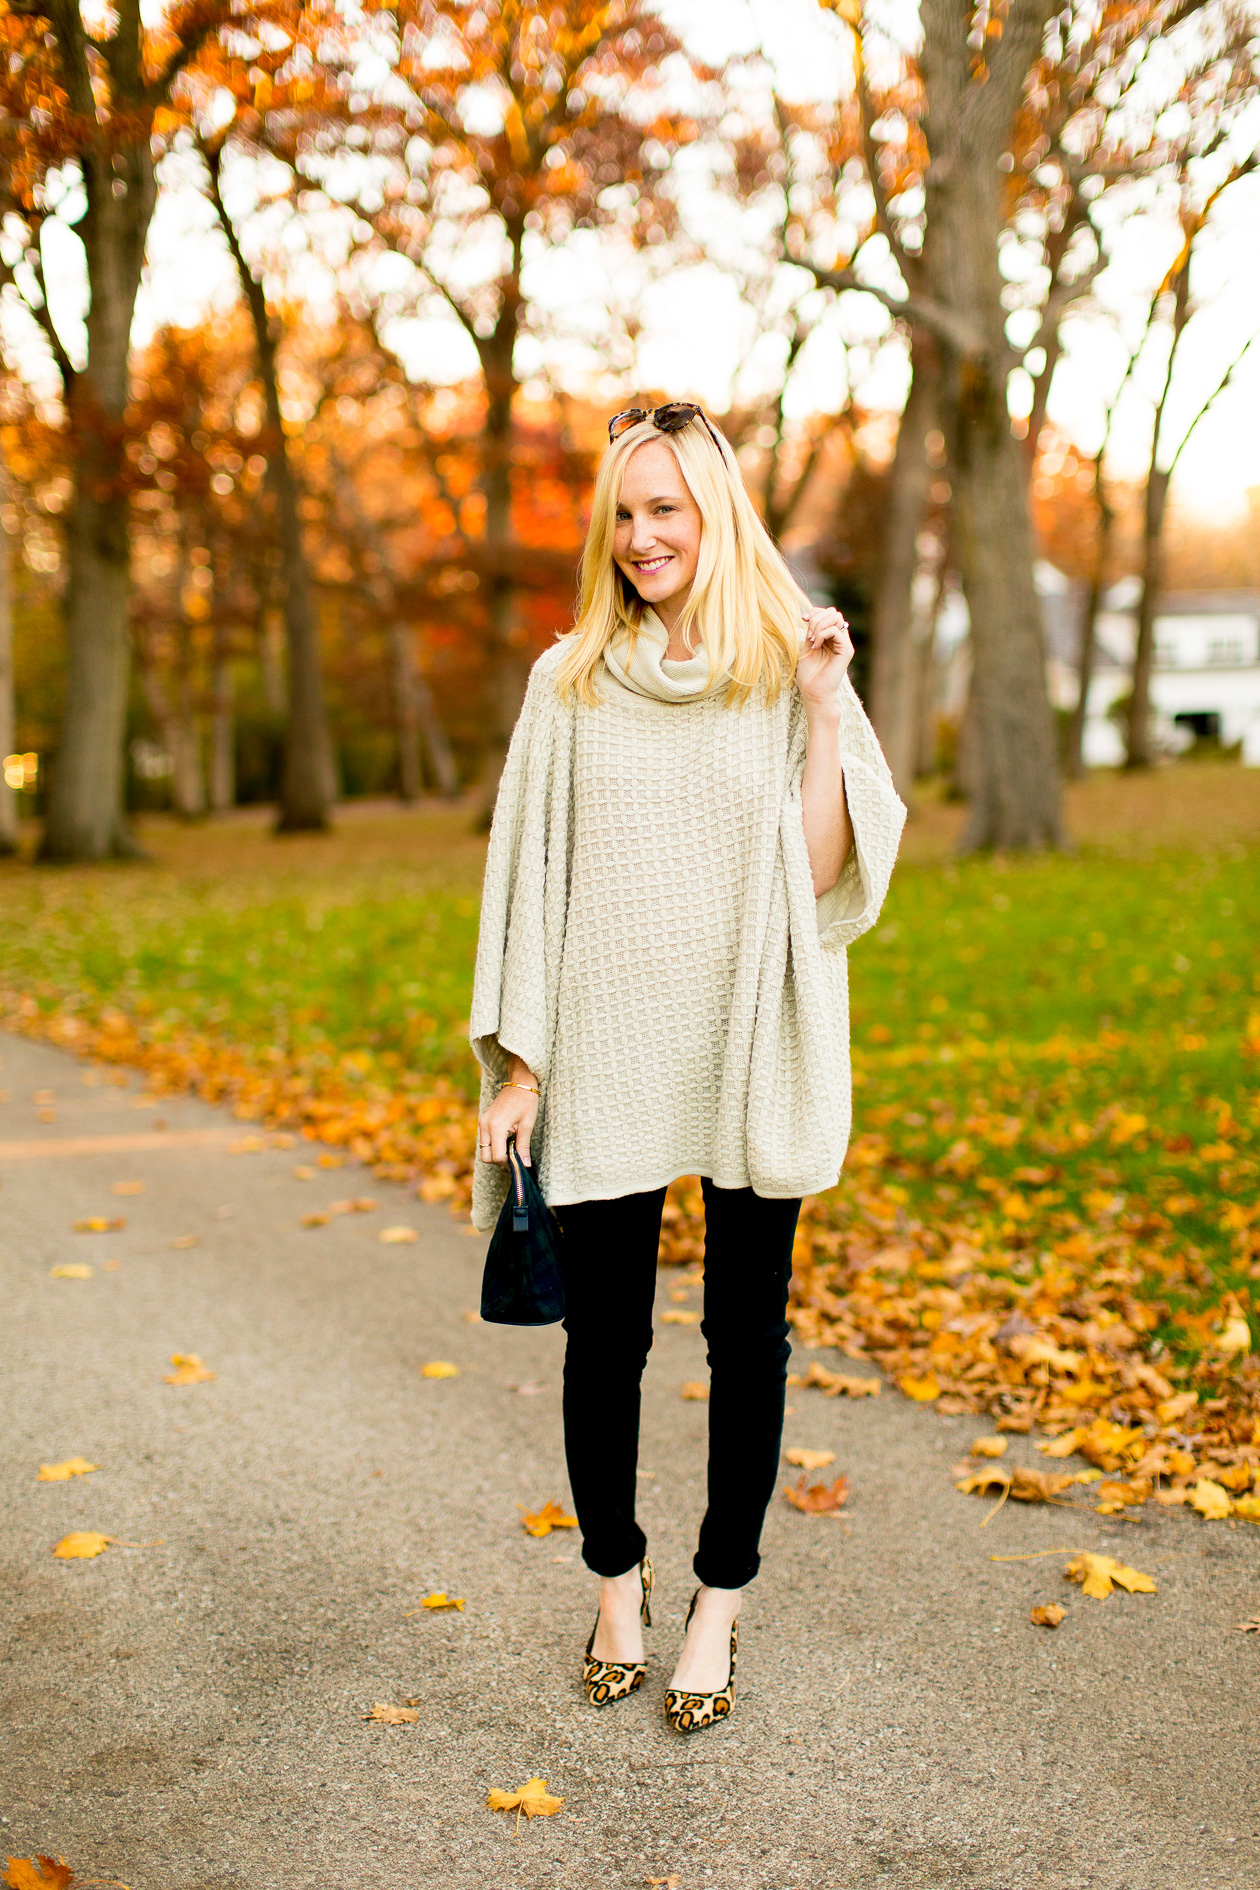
[469,613,906,1230]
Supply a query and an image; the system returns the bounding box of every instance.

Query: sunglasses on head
[608,402,725,451]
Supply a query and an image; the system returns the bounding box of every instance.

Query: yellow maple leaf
[956,1468,1010,1496]
[660,1310,701,1325]
[1187,1478,1231,1520]
[519,1500,578,1538]
[788,1362,881,1397]
[486,1777,563,1821]
[420,1361,459,1379]
[379,1225,418,1244]
[1029,1603,1065,1628]
[73,1216,125,1233]
[1039,1429,1084,1458]
[680,1380,710,1401]
[50,1265,92,1280]
[1215,1316,1251,1358]
[52,1532,112,1560]
[1232,1493,1260,1523]
[1064,1552,1155,1599]
[362,1703,419,1724]
[784,1447,836,1470]
[163,1354,216,1385]
[4,1857,75,1890]
[970,1437,1008,1458]
[899,1372,940,1403]
[419,1592,464,1611]
[37,1458,98,1483]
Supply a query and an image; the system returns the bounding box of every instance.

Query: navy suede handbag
[480,1134,566,1326]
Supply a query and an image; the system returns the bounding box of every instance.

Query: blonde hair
[555,415,805,707]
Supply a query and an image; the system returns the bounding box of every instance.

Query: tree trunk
[205,146,333,833]
[912,559,948,776]
[414,671,459,798]
[210,652,235,811]
[1065,475,1112,779]
[0,509,17,854]
[473,229,528,819]
[919,0,1064,850]
[1126,465,1171,769]
[40,139,157,861]
[867,330,939,797]
[260,607,287,713]
[390,620,423,802]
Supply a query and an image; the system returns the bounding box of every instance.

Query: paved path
[2,1031,1257,1890]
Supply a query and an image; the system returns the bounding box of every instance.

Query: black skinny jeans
[554,1179,800,1590]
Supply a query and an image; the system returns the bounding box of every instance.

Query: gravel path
[2,1031,1257,1890]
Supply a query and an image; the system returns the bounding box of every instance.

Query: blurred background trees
[0,0,1256,858]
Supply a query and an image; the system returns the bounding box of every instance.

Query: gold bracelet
[500,1079,539,1096]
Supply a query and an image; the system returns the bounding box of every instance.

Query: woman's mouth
[634,555,673,575]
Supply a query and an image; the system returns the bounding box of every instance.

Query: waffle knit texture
[469,630,906,1230]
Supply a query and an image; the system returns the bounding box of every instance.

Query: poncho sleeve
[468,647,574,1228]
[815,675,907,950]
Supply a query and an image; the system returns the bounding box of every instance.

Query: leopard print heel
[664,1590,737,1735]
[582,1556,654,1707]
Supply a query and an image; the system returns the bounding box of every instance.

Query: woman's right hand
[477,1065,540,1167]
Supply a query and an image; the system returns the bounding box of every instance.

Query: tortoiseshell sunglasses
[607,402,725,451]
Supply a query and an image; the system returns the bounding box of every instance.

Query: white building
[1079,583,1260,766]
[931,567,1260,766]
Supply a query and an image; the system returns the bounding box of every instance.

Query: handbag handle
[505,1132,529,1233]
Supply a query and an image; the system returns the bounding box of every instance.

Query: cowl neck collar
[602,608,713,702]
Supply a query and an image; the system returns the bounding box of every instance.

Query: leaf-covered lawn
[1,772,1256,1492]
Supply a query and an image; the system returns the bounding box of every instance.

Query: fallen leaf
[163,1353,216,1385]
[784,1473,850,1515]
[486,1777,563,1821]
[787,1362,880,1397]
[230,1137,265,1153]
[293,1164,316,1180]
[1074,1468,1102,1484]
[970,1437,1008,1458]
[1233,1493,1260,1523]
[103,1260,121,1272]
[52,1532,112,1560]
[73,1217,125,1233]
[1187,1478,1232,1520]
[4,1858,75,1890]
[1011,1468,1076,1503]
[956,1468,1010,1497]
[1215,1316,1251,1358]
[301,1212,330,1228]
[420,1361,459,1379]
[463,1309,482,1323]
[417,1592,464,1612]
[784,1447,836,1470]
[680,1381,710,1401]
[111,1180,145,1196]
[1064,1552,1156,1599]
[660,1310,701,1325]
[1029,1603,1066,1628]
[519,1501,578,1538]
[1095,1478,1150,1510]
[646,1879,681,1889]
[899,1372,941,1403]
[508,1381,546,1396]
[50,1265,92,1280]
[362,1703,419,1724]
[171,1235,198,1250]
[1236,1614,1260,1632]
[37,1458,98,1482]
[379,1225,418,1244]
[317,1153,344,1168]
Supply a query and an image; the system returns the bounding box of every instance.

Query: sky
[19,0,1260,522]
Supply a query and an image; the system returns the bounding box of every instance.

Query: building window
[1208,638,1245,665]
[1154,642,1177,667]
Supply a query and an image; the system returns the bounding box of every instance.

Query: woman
[470,403,905,1733]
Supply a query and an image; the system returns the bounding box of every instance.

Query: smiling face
[611,440,703,632]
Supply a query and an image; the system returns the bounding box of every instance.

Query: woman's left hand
[797,606,853,710]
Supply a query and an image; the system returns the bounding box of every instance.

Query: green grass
[0,782,1256,1346]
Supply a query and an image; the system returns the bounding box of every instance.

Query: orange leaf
[1029,1603,1065,1628]
[4,1859,75,1890]
[52,1533,112,1560]
[362,1703,419,1724]
[784,1474,850,1515]
[899,1372,941,1403]
[73,1217,125,1233]
[37,1459,98,1482]
[519,1501,578,1538]
[163,1354,216,1385]
[680,1380,710,1401]
[784,1447,836,1470]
